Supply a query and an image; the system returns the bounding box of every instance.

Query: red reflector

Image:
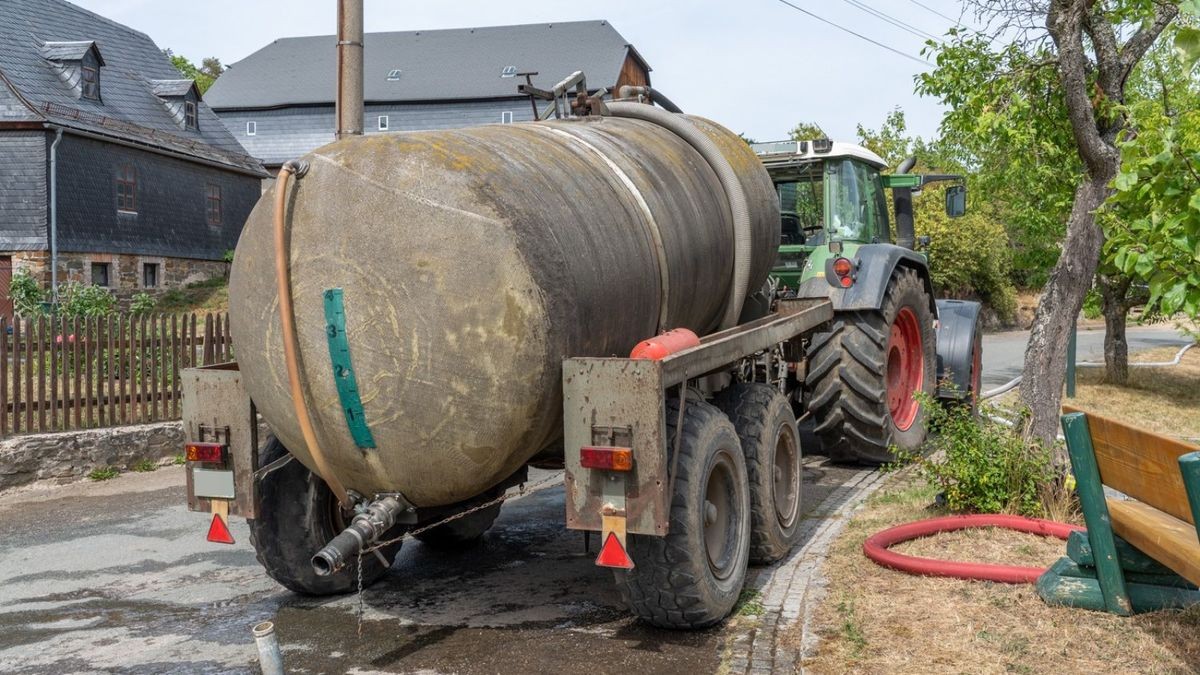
[839,275,853,288]
[580,446,634,471]
[207,513,235,544]
[595,531,634,569]
[186,442,225,463]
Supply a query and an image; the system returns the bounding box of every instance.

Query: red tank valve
[630,328,701,361]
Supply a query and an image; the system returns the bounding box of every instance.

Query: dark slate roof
[0,0,265,176]
[206,20,644,110]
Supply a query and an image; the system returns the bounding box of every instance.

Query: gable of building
[0,0,265,176]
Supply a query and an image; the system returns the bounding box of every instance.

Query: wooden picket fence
[0,312,232,437]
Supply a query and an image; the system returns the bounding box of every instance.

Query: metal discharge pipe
[605,102,755,329]
[335,0,364,139]
[312,496,407,575]
[229,116,779,506]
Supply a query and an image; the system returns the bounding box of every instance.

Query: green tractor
[752,139,983,463]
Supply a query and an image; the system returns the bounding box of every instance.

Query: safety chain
[353,471,564,637]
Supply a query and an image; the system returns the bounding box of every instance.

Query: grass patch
[997,344,1200,441]
[734,588,764,617]
[130,459,157,473]
[88,466,119,481]
[793,470,1200,674]
[173,454,186,466]
[155,276,229,314]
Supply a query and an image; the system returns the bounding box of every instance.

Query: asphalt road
[979,324,1191,389]
[0,324,1190,674]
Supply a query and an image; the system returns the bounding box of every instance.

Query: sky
[69,0,982,144]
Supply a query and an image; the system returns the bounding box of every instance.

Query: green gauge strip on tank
[323,288,376,449]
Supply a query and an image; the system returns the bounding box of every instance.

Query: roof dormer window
[184,100,198,129]
[81,64,99,100]
[40,40,105,102]
[150,79,201,130]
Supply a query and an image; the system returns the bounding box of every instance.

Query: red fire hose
[863,514,1083,584]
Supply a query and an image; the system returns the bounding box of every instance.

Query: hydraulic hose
[605,102,753,329]
[274,160,350,507]
[616,85,684,114]
[863,514,1082,584]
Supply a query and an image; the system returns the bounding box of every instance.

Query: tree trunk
[1018,176,1112,453]
[1097,273,1131,385]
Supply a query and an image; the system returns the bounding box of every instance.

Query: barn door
[0,256,12,319]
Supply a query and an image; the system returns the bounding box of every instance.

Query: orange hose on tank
[274,162,350,506]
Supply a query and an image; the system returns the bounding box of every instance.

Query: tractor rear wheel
[805,267,936,464]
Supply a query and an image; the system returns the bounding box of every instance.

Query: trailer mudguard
[934,298,982,400]
[795,243,937,314]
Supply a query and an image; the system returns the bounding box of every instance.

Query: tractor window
[827,159,887,243]
[776,175,823,245]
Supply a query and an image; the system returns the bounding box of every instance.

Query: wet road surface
[0,456,862,674]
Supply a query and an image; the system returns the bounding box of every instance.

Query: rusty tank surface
[228,114,779,506]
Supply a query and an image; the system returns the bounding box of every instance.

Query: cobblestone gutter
[724,467,889,674]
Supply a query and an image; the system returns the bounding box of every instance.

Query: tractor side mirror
[945,185,967,218]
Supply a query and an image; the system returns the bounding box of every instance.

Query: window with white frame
[501,111,513,124]
[378,115,389,131]
[246,121,257,136]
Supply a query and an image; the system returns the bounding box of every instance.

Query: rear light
[832,256,855,288]
[580,446,634,471]
[186,442,226,463]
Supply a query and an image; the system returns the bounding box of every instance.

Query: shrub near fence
[0,312,232,437]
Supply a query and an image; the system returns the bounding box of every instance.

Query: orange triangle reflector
[595,531,634,569]
[207,513,235,544]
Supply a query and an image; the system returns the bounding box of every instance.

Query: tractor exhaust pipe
[312,496,407,576]
[335,0,364,139]
[893,155,918,250]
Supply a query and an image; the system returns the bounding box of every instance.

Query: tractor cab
[751,139,965,290]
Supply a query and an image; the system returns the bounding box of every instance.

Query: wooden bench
[1037,409,1200,615]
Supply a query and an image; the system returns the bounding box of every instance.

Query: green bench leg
[1062,412,1133,615]
[1182,452,1200,540]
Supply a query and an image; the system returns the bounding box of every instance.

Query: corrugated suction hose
[605,102,753,330]
[274,160,350,506]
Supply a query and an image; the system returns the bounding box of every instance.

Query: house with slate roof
[205,20,652,171]
[0,0,267,314]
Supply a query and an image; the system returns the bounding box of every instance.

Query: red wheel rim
[886,307,924,431]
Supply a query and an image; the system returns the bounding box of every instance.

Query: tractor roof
[751,140,888,171]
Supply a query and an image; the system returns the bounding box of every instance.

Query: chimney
[335,0,364,139]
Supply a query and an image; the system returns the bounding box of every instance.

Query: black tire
[714,383,803,565]
[805,266,937,464]
[248,436,402,595]
[615,399,751,629]
[414,490,503,550]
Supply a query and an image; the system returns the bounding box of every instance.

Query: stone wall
[11,250,228,306]
[0,421,182,492]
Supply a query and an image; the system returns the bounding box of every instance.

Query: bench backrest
[1063,406,1197,525]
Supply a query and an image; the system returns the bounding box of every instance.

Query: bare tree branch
[1117,2,1179,86]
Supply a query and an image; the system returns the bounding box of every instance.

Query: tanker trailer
[181,93,834,628]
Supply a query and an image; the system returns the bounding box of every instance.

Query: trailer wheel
[414,489,503,550]
[715,383,803,564]
[805,266,936,464]
[615,399,750,629]
[248,436,403,595]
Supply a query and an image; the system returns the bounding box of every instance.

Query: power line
[772,0,929,67]
[904,0,966,28]
[839,0,942,42]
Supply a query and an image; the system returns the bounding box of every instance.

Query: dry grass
[996,344,1200,441]
[795,475,1200,674]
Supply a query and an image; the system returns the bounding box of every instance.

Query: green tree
[163,49,224,93]
[921,1,1179,448]
[788,121,827,141]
